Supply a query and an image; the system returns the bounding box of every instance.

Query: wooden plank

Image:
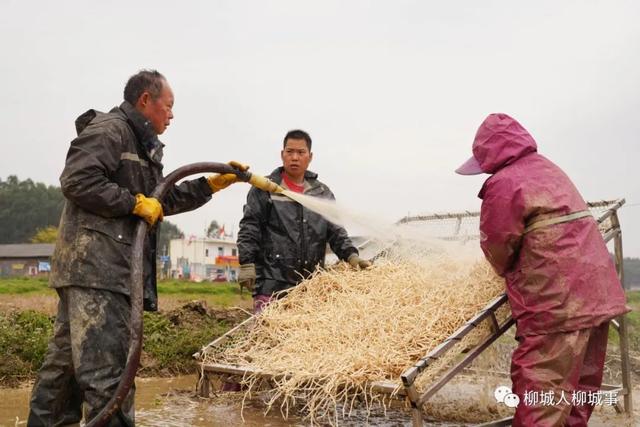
[202,362,262,376]
[370,380,404,395]
[397,199,621,227]
[611,210,634,415]
[602,229,620,244]
[586,199,621,209]
[402,294,508,386]
[201,362,405,397]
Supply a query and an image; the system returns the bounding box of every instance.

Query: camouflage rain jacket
[51,102,212,310]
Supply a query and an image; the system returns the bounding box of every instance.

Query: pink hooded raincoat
[474,114,628,338]
[464,113,630,426]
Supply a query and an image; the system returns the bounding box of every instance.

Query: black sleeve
[59,126,136,217]
[327,223,358,261]
[161,177,213,216]
[237,187,269,264]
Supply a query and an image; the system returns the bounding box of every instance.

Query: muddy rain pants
[28,287,134,427]
[510,322,609,427]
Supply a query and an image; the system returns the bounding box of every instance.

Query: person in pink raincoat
[456,113,629,426]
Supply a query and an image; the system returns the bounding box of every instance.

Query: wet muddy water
[2,375,304,427]
[1,375,635,426]
[1,375,414,426]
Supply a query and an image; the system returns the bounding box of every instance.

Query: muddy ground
[1,294,639,425]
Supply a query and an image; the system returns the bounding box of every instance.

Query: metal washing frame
[196,199,632,426]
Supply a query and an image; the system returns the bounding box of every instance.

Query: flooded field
[2,375,305,427]
[2,375,636,426]
[1,375,418,427]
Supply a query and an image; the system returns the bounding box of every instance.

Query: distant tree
[206,220,220,238]
[157,221,184,257]
[30,226,58,243]
[0,176,65,243]
[624,257,640,289]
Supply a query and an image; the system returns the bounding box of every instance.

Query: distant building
[0,243,55,277]
[169,237,239,282]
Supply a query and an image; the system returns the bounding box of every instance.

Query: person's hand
[238,263,256,292]
[207,161,250,192]
[347,254,372,269]
[132,194,163,226]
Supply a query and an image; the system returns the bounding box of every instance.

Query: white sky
[1,1,639,256]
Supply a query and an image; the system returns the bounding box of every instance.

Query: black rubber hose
[86,162,251,427]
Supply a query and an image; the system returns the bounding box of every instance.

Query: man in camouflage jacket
[28,70,245,426]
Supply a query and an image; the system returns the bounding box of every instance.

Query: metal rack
[196,199,632,426]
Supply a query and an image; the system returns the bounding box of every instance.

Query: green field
[0,276,53,294]
[0,276,251,308]
[157,279,247,307]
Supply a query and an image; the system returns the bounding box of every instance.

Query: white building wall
[169,237,239,281]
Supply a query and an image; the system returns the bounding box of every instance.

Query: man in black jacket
[237,129,370,313]
[28,70,246,426]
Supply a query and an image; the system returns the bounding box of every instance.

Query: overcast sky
[2,1,639,256]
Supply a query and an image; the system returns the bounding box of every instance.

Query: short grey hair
[123,69,166,104]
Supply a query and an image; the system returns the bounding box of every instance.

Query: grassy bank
[0,276,52,294]
[0,277,253,314]
[0,310,52,386]
[0,277,251,387]
[157,279,249,308]
[0,276,244,301]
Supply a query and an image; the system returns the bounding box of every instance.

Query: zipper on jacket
[299,203,306,272]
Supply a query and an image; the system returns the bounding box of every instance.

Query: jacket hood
[74,102,158,146]
[74,109,99,135]
[472,113,537,174]
[74,103,163,164]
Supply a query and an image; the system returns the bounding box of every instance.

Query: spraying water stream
[279,189,483,263]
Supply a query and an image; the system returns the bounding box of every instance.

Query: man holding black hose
[28,69,247,426]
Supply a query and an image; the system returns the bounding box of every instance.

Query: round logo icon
[503,393,520,408]
[494,386,512,403]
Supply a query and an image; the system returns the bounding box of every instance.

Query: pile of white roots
[202,254,508,424]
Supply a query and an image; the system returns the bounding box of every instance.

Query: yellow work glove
[347,253,372,270]
[207,161,250,192]
[238,263,256,292]
[132,194,163,226]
